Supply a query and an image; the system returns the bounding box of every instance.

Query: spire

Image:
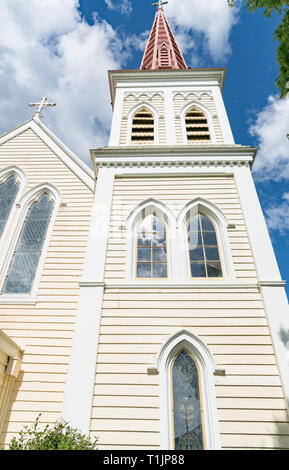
[140,2,187,71]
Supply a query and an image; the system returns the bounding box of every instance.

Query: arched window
[185,106,210,143]
[187,213,222,278]
[0,175,19,238]
[2,193,53,294]
[172,349,205,450]
[131,106,154,144]
[136,212,168,278]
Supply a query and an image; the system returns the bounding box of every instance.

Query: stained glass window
[136,213,167,278]
[0,176,19,238]
[187,213,222,278]
[2,193,53,294]
[172,350,205,450]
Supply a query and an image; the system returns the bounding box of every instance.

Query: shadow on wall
[1,370,24,449]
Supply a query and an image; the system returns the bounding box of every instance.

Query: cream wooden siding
[90,175,289,450]
[120,94,166,145]
[105,175,257,282]
[0,128,94,447]
[173,93,224,144]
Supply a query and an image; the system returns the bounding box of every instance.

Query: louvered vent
[131,107,154,144]
[185,107,210,143]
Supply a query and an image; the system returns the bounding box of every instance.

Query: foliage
[7,414,98,450]
[228,0,289,97]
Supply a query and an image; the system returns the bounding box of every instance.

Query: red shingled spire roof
[140,7,187,70]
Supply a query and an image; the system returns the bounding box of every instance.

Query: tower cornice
[108,68,227,108]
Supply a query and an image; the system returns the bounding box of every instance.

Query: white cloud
[104,0,132,16]
[165,0,240,62]
[251,96,289,181]
[0,0,127,165]
[265,193,289,235]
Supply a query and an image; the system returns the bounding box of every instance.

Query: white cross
[29,97,56,119]
[152,0,168,9]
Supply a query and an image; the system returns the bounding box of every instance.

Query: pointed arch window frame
[177,198,235,282]
[180,102,216,145]
[0,183,62,302]
[126,102,159,145]
[155,329,222,450]
[125,199,176,281]
[0,167,26,250]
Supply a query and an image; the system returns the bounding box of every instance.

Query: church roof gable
[0,118,95,191]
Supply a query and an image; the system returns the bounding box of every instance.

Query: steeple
[140,2,187,71]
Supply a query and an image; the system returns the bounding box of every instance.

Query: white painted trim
[0,167,27,260]
[177,198,235,281]
[180,101,216,144]
[126,101,159,145]
[163,89,176,145]
[211,87,234,144]
[62,169,115,433]
[125,198,176,281]
[0,183,61,301]
[156,329,221,450]
[109,89,125,147]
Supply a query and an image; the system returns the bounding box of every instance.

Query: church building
[1,3,289,450]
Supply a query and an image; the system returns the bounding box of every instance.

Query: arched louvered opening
[185,107,210,143]
[131,107,155,144]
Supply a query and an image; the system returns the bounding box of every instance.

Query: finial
[29,97,56,119]
[152,0,168,10]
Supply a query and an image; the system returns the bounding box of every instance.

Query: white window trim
[155,329,222,450]
[125,198,176,281]
[0,182,62,302]
[177,197,236,282]
[0,167,26,255]
[126,102,159,145]
[180,101,216,145]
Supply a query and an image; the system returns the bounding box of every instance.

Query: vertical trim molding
[234,166,289,414]
[62,170,115,433]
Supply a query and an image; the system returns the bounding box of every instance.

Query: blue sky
[0,0,288,295]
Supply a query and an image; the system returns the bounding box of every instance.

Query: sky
[0,0,288,296]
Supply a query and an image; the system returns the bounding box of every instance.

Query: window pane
[202,231,217,246]
[190,262,206,277]
[200,214,214,231]
[136,214,168,279]
[188,213,222,278]
[152,263,167,278]
[189,246,204,261]
[172,350,204,450]
[0,176,19,237]
[2,193,53,294]
[136,262,151,278]
[188,232,202,246]
[207,262,222,277]
[188,215,200,232]
[152,247,166,262]
[204,246,220,261]
[137,248,151,262]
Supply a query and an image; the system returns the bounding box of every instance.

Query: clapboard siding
[89,173,289,450]
[0,127,94,447]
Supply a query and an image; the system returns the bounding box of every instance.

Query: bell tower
[63,3,289,450]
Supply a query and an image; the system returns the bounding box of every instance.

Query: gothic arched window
[131,106,154,144]
[172,349,205,450]
[2,193,53,294]
[187,213,222,278]
[185,106,210,143]
[136,213,168,278]
[0,175,19,238]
